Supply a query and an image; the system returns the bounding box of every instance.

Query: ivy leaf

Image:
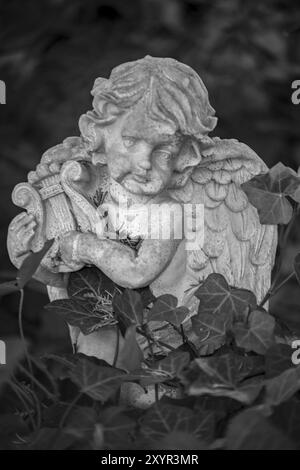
[233,310,276,354]
[264,366,300,406]
[0,280,20,297]
[294,252,300,286]
[26,427,78,450]
[68,267,117,301]
[149,294,176,315]
[134,286,156,308]
[147,294,189,325]
[191,354,247,385]
[138,351,190,386]
[0,338,26,392]
[155,350,190,378]
[271,399,300,447]
[127,369,168,387]
[265,344,294,379]
[17,239,54,288]
[117,325,143,372]
[226,409,295,450]
[51,267,119,334]
[195,273,256,322]
[45,297,117,335]
[167,307,190,326]
[0,240,55,296]
[153,431,208,450]
[113,289,144,329]
[194,396,243,422]
[0,414,28,450]
[140,403,215,446]
[65,406,97,445]
[100,406,136,450]
[271,283,300,334]
[68,356,126,402]
[41,353,77,380]
[42,404,71,428]
[183,354,263,405]
[241,163,300,225]
[192,311,231,355]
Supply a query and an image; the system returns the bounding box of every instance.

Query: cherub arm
[61,233,181,289]
[7,213,68,288]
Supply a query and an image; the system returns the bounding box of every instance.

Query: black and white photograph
[0,0,300,454]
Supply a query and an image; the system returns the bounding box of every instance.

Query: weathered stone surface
[7,56,277,370]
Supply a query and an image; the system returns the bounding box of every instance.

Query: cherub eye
[155,146,172,159]
[123,137,136,149]
[158,150,172,159]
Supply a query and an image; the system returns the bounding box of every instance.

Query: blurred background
[0,0,299,352]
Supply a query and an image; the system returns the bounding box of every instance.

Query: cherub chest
[105,203,149,241]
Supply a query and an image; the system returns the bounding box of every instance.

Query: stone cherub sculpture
[7,56,277,364]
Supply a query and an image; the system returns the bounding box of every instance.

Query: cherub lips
[131,174,150,183]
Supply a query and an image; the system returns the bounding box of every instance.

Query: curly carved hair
[79,56,217,151]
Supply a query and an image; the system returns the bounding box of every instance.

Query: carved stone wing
[185,137,278,303]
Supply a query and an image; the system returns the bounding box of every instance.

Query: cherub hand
[27,137,86,185]
[57,231,85,272]
[27,148,69,184]
[8,212,37,256]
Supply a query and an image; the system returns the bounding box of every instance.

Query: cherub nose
[131,144,152,172]
[138,158,152,171]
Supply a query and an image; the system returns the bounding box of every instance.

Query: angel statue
[7,56,277,388]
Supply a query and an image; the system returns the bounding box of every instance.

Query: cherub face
[95,102,183,195]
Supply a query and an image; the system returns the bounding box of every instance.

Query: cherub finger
[22,228,35,244]
[36,163,50,179]
[11,212,33,232]
[23,220,37,232]
[17,223,34,237]
[49,162,61,174]
[27,170,39,184]
[17,214,36,231]
[16,229,34,252]
[41,145,71,165]
[9,212,27,231]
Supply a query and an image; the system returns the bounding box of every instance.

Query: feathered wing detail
[173,137,278,304]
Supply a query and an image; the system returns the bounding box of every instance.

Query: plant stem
[136,326,176,352]
[271,271,295,296]
[170,323,198,357]
[59,392,82,429]
[155,384,159,402]
[9,381,37,431]
[28,386,42,429]
[259,211,298,308]
[142,324,154,357]
[29,355,58,397]
[46,392,83,450]
[18,289,34,384]
[112,327,120,367]
[18,363,57,401]
[259,271,295,308]
[155,340,176,351]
